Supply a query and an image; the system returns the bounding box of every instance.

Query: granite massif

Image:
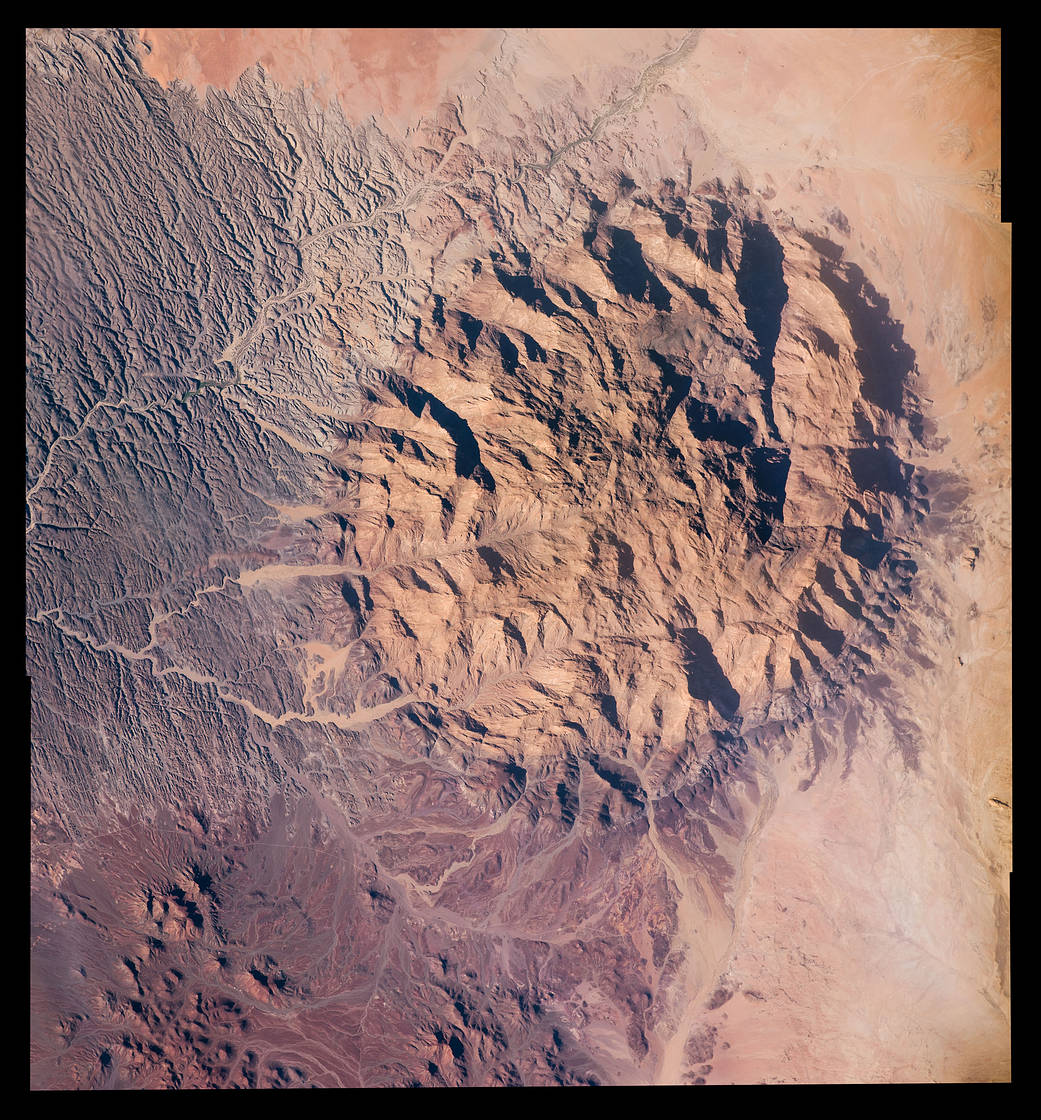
[28,28,1009,1086]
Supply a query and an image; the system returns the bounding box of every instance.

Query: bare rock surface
[28,28,1008,1087]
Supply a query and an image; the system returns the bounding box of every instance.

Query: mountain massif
[28,28,1009,1086]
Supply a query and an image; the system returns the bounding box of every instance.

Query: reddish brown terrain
[28,28,1008,1086]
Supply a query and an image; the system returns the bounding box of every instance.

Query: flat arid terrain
[28,28,1009,1086]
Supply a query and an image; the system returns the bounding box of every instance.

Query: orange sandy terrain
[139,28,503,128]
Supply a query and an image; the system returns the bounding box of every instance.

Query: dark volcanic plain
[28,28,1009,1086]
